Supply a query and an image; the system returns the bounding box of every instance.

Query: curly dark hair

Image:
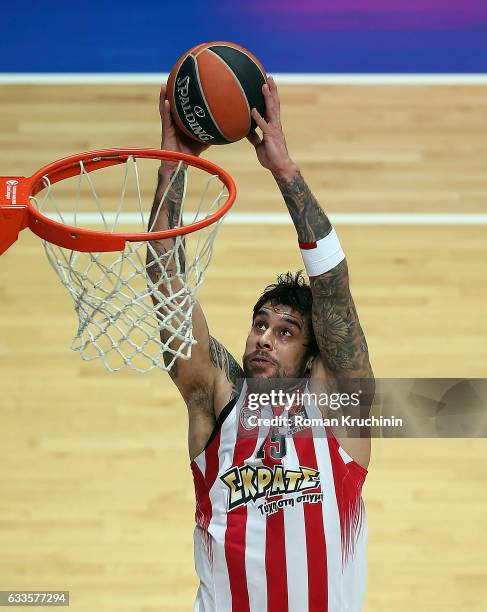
[252,270,319,357]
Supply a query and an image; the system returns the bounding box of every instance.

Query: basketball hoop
[0,149,236,372]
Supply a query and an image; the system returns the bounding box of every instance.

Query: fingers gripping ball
[167,41,267,145]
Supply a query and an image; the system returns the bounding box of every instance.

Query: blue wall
[2,0,486,73]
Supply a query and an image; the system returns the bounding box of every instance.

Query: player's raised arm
[247,77,373,381]
[147,86,244,419]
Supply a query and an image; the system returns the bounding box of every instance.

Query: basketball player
[147,77,374,612]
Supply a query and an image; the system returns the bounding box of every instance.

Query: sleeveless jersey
[190,382,368,612]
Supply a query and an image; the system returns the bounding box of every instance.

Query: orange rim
[24,148,236,252]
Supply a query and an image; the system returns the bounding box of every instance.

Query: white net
[29,155,229,372]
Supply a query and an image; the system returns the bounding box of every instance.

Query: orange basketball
[167,41,267,145]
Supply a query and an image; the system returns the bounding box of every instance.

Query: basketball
[167,41,267,145]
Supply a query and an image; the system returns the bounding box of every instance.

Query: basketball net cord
[30,157,227,372]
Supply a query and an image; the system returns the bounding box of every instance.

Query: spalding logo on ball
[167,41,267,145]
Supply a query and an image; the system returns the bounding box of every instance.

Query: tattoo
[167,170,186,273]
[166,169,185,233]
[147,166,186,282]
[208,336,244,399]
[275,169,372,377]
[310,260,371,375]
[147,166,188,374]
[148,166,185,230]
[275,170,332,243]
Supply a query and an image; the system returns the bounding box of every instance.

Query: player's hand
[159,84,210,160]
[247,76,298,179]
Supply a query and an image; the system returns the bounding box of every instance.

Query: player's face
[243,303,313,379]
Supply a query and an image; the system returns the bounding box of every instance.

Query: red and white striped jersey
[191,382,368,612]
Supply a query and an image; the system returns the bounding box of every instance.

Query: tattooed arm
[275,171,373,379]
[147,164,243,398]
[248,76,373,380]
[248,77,373,466]
[147,85,244,458]
[276,170,374,468]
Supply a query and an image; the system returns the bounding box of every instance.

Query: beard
[242,351,310,394]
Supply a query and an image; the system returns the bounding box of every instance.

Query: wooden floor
[1,84,487,611]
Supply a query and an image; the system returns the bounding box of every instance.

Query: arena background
[1,2,487,611]
[2,0,487,73]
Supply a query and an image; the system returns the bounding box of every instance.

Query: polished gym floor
[1,83,486,611]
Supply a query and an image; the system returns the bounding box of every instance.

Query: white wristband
[299,229,345,277]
